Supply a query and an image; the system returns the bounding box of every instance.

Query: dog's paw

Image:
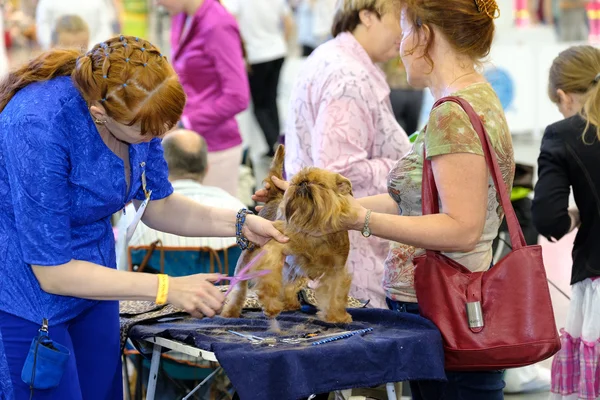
[282,298,301,311]
[318,311,352,324]
[220,305,242,319]
[263,300,284,319]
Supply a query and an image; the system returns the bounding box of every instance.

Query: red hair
[402,0,498,68]
[0,35,186,137]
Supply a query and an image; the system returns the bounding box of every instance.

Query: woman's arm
[140,193,288,246]
[253,178,399,215]
[282,7,295,43]
[358,194,398,215]
[352,152,488,252]
[32,261,224,317]
[531,126,572,240]
[141,193,239,237]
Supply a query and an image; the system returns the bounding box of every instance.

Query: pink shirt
[284,33,411,308]
[171,0,249,152]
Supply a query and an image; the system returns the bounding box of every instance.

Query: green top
[383,82,516,302]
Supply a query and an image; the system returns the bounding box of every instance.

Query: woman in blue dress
[0,35,286,400]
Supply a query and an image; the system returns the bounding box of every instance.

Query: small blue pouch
[21,319,70,390]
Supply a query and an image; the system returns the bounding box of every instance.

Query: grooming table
[141,337,400,400]
[143,336,219,400]
[129,309,446,400]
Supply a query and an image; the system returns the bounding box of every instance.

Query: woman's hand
[252,176,290,205]
[243,215,289,246]
[168,274,226,318]
[346,194,368,231]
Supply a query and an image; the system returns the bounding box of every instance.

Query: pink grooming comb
[216,250,270,296]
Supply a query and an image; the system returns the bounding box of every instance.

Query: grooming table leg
[386,382,398,400]
[182,367,222,400]
[146,344,161,400]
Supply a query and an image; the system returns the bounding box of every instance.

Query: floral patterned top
[284,32,411,308]
[385,83,515,303]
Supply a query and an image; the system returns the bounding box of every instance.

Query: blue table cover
[129,309,445,400]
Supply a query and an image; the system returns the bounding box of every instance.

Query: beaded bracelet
[236,209,255,251]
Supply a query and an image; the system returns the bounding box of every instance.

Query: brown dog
[221,145,356,323]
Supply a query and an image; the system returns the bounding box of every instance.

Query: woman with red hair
[0,35,286,400]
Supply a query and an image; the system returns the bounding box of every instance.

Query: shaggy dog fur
[221,145,356,323]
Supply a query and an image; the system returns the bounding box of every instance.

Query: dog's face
[281,168,355,234]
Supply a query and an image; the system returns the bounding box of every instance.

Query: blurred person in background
[282,0,411,308]
[555,0,589,41]
[107,0,124,34]
[35,0,114,50]
[0,4,8,79]
[383,55,424,136]
[532,45,600,400]
[51,15,90,50]
[295,0,337,57]
[158,0,250,197]
[227,0,295,157]
[117,129,246,270]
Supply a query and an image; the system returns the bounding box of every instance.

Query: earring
[94,118,107,125]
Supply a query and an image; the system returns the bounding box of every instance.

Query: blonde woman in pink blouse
[283,0,411,308]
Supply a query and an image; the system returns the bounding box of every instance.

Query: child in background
[532,45,600,400]
[51,15,90,50]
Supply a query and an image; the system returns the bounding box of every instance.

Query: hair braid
[0,35,184,136]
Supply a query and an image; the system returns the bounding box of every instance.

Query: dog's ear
[336,175,353,196]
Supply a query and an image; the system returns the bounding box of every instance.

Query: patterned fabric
[551,278,600,400]
[0,329,13,400]
[298,288,369,309]
[385,83,515,302]
[284,32,411,308]
[119,301,186,352]
[119,287,366,351]
[0,76,174,325]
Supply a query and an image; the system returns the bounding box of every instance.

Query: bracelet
[156,274,169,305]
[236,208,255,251]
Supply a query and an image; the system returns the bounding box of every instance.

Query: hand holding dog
[252,176,289,204]
[243,214,289,245]
[252,176,366,235]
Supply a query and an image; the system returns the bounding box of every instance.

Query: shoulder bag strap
[422,96,526,250]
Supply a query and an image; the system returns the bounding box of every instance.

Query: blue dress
[0,75,173,324]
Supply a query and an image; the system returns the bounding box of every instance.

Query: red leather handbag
[413,96,561,371]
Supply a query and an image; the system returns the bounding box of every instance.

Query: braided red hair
[0,35,185,137]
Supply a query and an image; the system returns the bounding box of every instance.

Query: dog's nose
[297,181,310,196]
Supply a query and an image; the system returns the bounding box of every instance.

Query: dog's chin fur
[221,145,357,324]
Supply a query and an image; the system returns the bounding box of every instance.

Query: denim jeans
[387,299,505,400]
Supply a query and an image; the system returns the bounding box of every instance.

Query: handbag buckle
[466,301,484,329]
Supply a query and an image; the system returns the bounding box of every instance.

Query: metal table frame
[143,336,401,400]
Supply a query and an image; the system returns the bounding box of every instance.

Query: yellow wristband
[156,274,169,305]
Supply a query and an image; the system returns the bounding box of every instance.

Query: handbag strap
[136,239,164,273]
[422,96,526,250]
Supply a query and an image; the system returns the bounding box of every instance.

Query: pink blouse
[284,33,411,308]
